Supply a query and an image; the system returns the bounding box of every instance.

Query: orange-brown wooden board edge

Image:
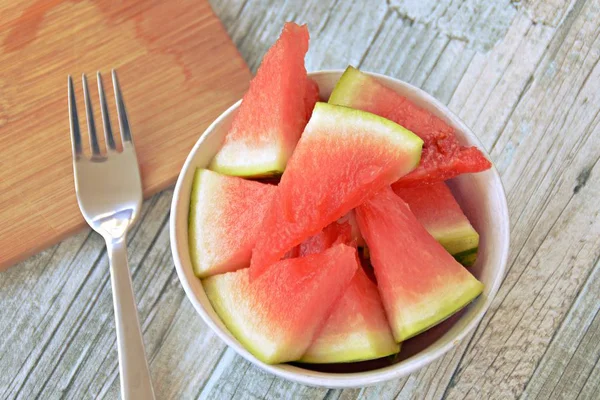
[0,0,252,270]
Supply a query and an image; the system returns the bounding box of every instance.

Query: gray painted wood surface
[2,0,600,398]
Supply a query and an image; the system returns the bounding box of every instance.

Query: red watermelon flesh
[338,210,366,247]
[304,78,320,121]
[285,216,351,259]
[203,243,359,364]
[355,186,483,342]
[297,220,352,257]
[250,102,423,279]
[209,22,311,177]
[329,66,491,187]
[301,266,399,363]
[393,146,492,188]
[188,169,277,278]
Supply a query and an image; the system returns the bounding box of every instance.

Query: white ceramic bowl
[170,70,509,388]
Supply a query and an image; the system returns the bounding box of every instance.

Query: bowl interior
[170,71,509,388]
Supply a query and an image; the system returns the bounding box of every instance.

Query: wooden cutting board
[0,0,251,270]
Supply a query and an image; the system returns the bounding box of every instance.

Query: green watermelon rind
[394,277,484,342]
[453,247,479,267]
[188,169,211,277]
[433,224,480,258]
[299,331,400,364]
[202,276,278,363]
[328,66,368,106]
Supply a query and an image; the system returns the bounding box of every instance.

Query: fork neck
[94,208,137,241]
[105,234,128,254]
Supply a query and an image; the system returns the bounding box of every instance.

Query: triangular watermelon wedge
[203,243,359,364]
[329,66,491,187]
[250,102,423,278]
[393,182,479,266]
[300,266,400,363]
[355,187,483,342]
[209,22,312,177]
[188,169,277,278]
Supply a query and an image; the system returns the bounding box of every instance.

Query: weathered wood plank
[387,0,517,51]
[450,12,555,150]
[522,259,600,399]
[0,231,104,399]
[577,354,600,400]
[442,0,600,397]
[148,301,228,400]
[256,377,329,400]
[201,354,280,399]
[211,0,389,73]
[521,0,577,27]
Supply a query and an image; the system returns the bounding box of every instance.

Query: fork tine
[112,69,132,144]
[82,74,101,156]
[68,76,83,157]
[97,72,117,151]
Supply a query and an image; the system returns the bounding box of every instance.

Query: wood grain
[0,0,251,270]
[1,0,599,399]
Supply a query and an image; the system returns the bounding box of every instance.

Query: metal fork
[68,71,155,400]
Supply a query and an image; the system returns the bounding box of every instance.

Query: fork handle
[107,237,156,400]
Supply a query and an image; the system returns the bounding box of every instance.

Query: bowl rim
[170,69,510,388]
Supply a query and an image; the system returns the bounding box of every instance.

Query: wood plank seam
[548,306,600,398]
[193,347,230,399]
[523,254,600,398]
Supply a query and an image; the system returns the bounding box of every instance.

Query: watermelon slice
[301,267,399,364]
[250,102,423,278]
[393,182,479,266]
[329,66,491,187]
[203,243,359,364]
[209,22,311,177]
[355,187,483,342]
[188,169,276,278]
